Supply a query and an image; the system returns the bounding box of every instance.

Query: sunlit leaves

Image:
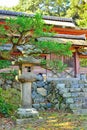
[67,0,87,28]
[0,60,11,69]
[34,40,72,56]
[0,13,72,74]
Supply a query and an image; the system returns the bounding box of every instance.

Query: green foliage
[41,59,67,73]
[67,0,87,28]
[80,59,87,67]
[0,13,72,74]
[35,41,72,55]
[12,0,70,16]
[76,2,87,28]
[0,60,11,69]
[0,88,21,117]
[0,70,18,80]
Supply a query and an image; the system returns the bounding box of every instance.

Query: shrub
[0,87,21,117]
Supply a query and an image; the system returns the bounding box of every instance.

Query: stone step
[63,92,85,98]
[72,109,87,115]
[82,88,87,92]
[70,102,87,109]
[71,92,84,97]
[56,83,65,89]
[82,103,87,109]
[63,93,71,98]
[69,88,82,92]
[59,88,69,94]
[66,98,74,104]
[84,84,87,88]
[70,103,82,109]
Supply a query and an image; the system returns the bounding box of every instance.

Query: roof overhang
[38,37,87,46]
[0,10,76,28]
[44,20,75,28]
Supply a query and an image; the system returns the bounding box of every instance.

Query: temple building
[0,10,87,78]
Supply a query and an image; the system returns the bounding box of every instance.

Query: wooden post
[74,51,80,78]
[19,64,22,76]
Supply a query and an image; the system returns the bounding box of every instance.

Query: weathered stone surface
[32,104,40,109]
[22,82,32,108]
[79,84,84,88]
[56,84,65,89]
[66,98,74,104]
[82,103,87,109]
[60,103,66,110]
[32,82,37,91]
[17,108,39,118]
[72,84,79,88]
[80,74,86,80]
[55,103,59,110]
[6,80,12,84]
[1,74,87,114]
[73,97,82,104]
[71,92,84,97]
[12,82,21,90]
[2,84,11,89]
[36,81,45,87]
[84,92,87,97]
[70,88,81,92]
[18,56,41,65]
[82,88,87,92]
[72,109,87,115]
[78,80,85,84]
[59,88,69,94]
[71,80,78,85]
[46,103,52,108]
[40,103,47,108]
[16,118,32,125]
[82,97,87,102]
[63,93,71,98]
[37,88,47,96]
[84,84,87,87]
[34,96,45,103]
[19,72,36,83]
[36,73,44,81]
[71,93,78,97]
[70,104,82,109]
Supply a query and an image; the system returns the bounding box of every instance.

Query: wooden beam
[73,51,80,78]
[79,55,87,58]
[52,27,87,38]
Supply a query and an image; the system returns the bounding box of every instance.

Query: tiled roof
[52,34,86,40]
[0,10,73,23]
[38,37,87,46]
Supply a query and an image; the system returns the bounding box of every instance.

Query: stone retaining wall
[47,78,87,114]
[1,74,87,114]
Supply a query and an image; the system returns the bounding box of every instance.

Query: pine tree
[0,14,72,74]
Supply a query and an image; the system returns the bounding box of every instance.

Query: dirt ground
[0,110,87,130]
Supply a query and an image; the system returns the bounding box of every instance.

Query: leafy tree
[66,0,87,27]
[12,0,70,16]
[0,14,72,75]
[0,60,11,69]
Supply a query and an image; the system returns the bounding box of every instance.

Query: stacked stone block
[55,78,87,114]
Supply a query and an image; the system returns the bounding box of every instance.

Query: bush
[0,70,18,80]
[0,87,21,117]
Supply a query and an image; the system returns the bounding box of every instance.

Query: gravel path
[0,117,15,130]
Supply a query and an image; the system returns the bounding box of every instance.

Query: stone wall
[1,74,87,114]
[47,77,87,114]
[32,75,69,111]
[0,77,20,90]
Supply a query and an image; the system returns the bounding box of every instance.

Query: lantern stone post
[17,72,39,120]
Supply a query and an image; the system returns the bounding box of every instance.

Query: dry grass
[12,110,87,130]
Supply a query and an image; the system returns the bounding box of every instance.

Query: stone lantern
[17,72,39,119]
[16,56,41,120]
